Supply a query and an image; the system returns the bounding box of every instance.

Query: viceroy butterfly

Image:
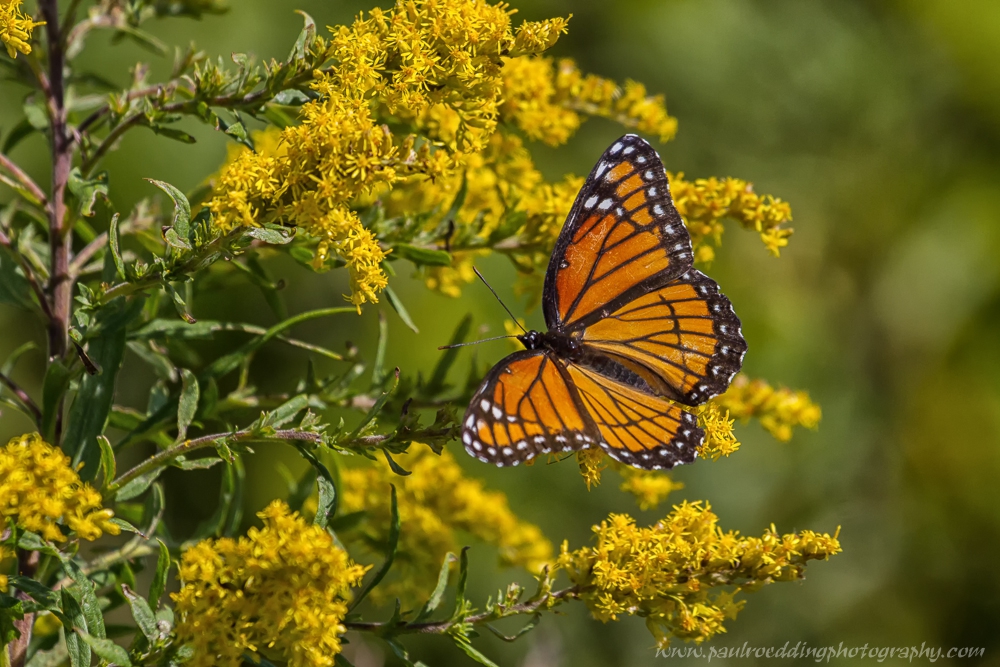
[461,135,747,470]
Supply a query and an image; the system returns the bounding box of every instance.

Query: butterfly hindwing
[565,363,702,470]
[581,268,747,405]
[543,134,693,332]
[461,350,599,466]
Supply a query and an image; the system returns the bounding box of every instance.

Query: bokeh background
[3,0,1000,664]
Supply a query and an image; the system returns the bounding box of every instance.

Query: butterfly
[461,134,747,470]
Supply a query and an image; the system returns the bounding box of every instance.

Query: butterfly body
[461,135,747,470]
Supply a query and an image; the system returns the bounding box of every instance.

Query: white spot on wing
[584,195,598,209]
[598,198,613,211]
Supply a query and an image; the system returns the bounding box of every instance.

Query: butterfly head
[517,330,544,350]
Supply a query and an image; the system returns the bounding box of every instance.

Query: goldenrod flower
[0,433,120,543]
[172,500,369,667]
[339,447,553,606]
[556,502,841,647]
[713,374,821,442]
[576,448,607,490]
[208,0,571,307]
[697,403,740,460]
[501,57,678,146]
[668,172,793,260]
[0,0,43,58]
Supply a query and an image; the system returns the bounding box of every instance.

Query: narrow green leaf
[163,283,196,324]
[349,369,399,440]
[384,285,419,333]
[484,615,542,642]
[176,368,199,440]
[149,539,170,610]
[393,243,452,267]
[286,466,317,513]
[0,245,34,311]
[297,449,336,529]
[192,456,241,539]
[415,553,457,622]
[7,576,59,609]
[245,225,293,245]
[224,456,246,537]
[268,393,309,428]
[67,562,105,640]
[150,124,197,144]
[66,168,108,218]
[2,116,36,153]
[97,435,115,491]
[426,314,472,396]
[0,595,24,648]
[1,341,37,376]
[41,359,74,441]
[114,469,164,502]
[383,638,428,667]
[383,450,410,477]
[453,637,499,667]
[75,628,132,666]
[146,179,192,238]
[288,10,317,61]
[116,23,167,55]
[65,300,131,479]
[372,310,388,387]
[349,485,399,611]
[108,213,126,280]
[60,589,90,667]
[450,546,471,620]
[121,584,157,642]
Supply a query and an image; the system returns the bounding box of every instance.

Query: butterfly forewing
[543,134,694,332]
[461,350,600,466]
[581,269,747,405]
[565,363,702,470]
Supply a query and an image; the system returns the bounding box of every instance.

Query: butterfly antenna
[474,267,528,333]
[438,334,519,350]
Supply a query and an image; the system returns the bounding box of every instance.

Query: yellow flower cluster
[501,57,678,146]
[714,374,821,442]
[556,502,841,647]
[668,172,793,262]
[0,433,120,542]
[0,0,42,58]
[172,500,369,667]
[0,544,11,593]
[339,447,552,605]
[208,0,570,308]
[696,403,740,460]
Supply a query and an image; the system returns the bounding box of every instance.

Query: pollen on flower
[338,446,553,606]
[668,172,793,260]
[556,502,841,647]
[0,0,44,58]
[576,448,607,489]
[172,500,369,667]
[0,432,121,542]
[713,374,821,442]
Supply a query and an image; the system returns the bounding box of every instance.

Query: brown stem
[39,0,73,364]
[8,550,41,667]
[0,370,43,425]
[0,152,49,210]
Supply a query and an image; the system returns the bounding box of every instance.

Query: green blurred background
[4,0,1000,664]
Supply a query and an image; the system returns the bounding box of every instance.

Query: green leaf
[268,393,309,428]
[67,562,105,640]
[121,584,158,643]
[245,254,288,320]
[149,124,197,144]
[383,638,428,667]
[0,245,34,310]
[114,468,164,502]
[297,448,336,529]
[372,310,389,387]
[484,615,541,643]
[163,283,196,324]
[149,539,170,610]
[41,359,74,441]
[384,285,419,333]
[64,301,132,480]
[146,179,192,239]
[288,10,317,61]
[7,576,60,609]
[245,225,293,245]
[108,213,126,280]
[75,628,132,666]
[97,435,116,491]
[452,636,499,667]
[393,243,452,267]
[1,341,37,376]
[450,546,471,620]
[0,595,24,648]
[67,168,108,218]
[60,589,91,667]
[415,552,457,622]
[176,368,199,440]
[286,466,317,513]
[2,116,37,153]
[382,450,410,477]
[192,455,244,538]
[426,314,472,396]
[115,23,167,55]
[349,485,399,611]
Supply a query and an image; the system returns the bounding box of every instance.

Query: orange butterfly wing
[543,134,693,331]
[461,351,599,466]
[565,363,702,470]
[581,269,747,405]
